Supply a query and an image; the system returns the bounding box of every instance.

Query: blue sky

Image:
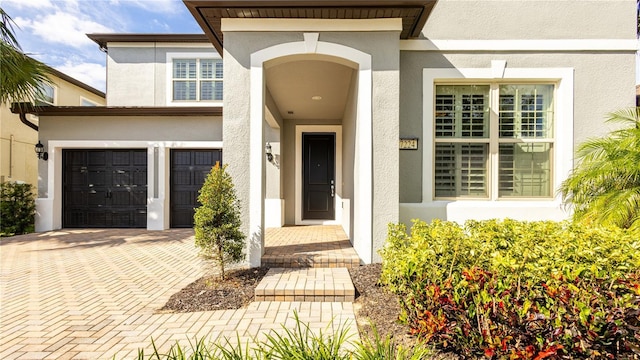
[2,0,203,92]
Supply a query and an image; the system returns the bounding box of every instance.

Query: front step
[261,252,360,269]
[255,268,355,302]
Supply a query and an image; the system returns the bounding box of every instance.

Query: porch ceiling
[183,0,438,54]
[266,59,354,121]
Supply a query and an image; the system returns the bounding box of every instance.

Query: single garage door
[170,149,222,228]
[63,149,147,228]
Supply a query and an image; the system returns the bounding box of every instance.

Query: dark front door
[170,149,222,228]
[63,149,147,228]
[303,133,335,220]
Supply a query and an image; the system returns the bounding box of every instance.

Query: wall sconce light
[265,142,273,162]
[35,141,48,161]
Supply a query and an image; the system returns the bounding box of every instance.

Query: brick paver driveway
[0,229,356,360]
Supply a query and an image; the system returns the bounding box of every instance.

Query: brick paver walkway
[0,229,357,360]
[262,226,360,268]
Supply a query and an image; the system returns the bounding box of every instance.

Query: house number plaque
[399,138,418,150]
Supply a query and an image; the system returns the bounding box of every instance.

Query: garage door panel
[195,151,216,165]
[112,170,131,186]
[172,151,191,166]
[133,170,146,186]
[88,151,106,166]
[131,191,147,206]
[65,211,85,226]
[170,149,222,228]
[87,192,107,206]
[112,150,132,166]
[86,212,108,227]
[69,168,86,185]
[67,151,86,166]
[111,192,131,206]
[69,191,87,206]
[88,170,107,187]
[172,170,191,185]
[64,149,147,228]
[133,151,147,166]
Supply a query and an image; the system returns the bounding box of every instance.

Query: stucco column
[223,34,264,267]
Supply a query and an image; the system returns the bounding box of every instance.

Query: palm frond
[561,107,640,229]
[0,7,20,49]
[0,7,52,106]
[0,41,52,105]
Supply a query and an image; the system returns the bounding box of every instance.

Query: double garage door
[63,149,221,228]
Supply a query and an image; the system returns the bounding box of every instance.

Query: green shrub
[0,181,36,236]
[194,163,245,280]
[380,219,640,359]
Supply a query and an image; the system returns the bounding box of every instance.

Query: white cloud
[15,11,114,48]
[1,0,55,10]
[56,61,107,92]
[126,0,180,14]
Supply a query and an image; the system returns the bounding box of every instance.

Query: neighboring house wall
[0,73,105,187]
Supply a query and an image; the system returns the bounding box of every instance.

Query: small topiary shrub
[380,219,640,359]
[0,181,36,236]
[194,163,245,280]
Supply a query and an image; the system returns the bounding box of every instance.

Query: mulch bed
[160,267,270,312]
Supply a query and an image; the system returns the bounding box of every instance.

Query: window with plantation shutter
[434,83,554,199]
[172,58,223,102]
[434,85,489,198]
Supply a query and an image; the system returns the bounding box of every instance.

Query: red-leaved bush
[381,219,640,359]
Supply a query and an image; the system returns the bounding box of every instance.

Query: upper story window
[36,83,56,106]
[434,83,554,199]
[81,98,99,107]
[172,58,223,102]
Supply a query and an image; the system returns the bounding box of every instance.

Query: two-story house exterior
[24,0,637,267]
[1,67,105,188]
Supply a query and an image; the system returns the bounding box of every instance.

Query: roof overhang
[11,104,222,117]
[183,0,438,54]
[87,33,211,51]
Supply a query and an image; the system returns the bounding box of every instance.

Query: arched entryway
[249,37,373,265]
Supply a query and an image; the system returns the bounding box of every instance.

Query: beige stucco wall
[0,75,105,187]
[399,51,636,202]
[106,44,218,107]
[423,0,635,40]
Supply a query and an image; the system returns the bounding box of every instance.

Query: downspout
[10,102,38,131]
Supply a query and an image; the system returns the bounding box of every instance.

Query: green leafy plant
[561,107,640,231]
[1,7,52,106]
[380,219,640,359]
[0,181,36,236]
[259,311,353,360]
[354,326,433,360]
[194,163,245,280]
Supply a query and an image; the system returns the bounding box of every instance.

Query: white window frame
[433,82,556,199]
[80,97,99,107]
[423,66,574,203]
[166,52,222,107]
[37,83,56,106]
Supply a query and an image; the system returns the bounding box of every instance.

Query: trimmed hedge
[380,219,640,359]
[0,181,36,236]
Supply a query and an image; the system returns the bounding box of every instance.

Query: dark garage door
[170,149,222,228]
[63,149,147,228]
